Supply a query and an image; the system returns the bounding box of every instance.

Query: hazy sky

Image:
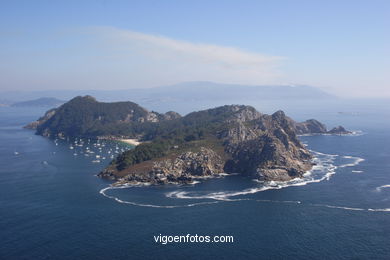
[1,0,389,97]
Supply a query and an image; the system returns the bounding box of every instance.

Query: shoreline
[118,138,141,146]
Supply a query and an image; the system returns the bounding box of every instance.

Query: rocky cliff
[103,147,226,185]
[293,119,352,135]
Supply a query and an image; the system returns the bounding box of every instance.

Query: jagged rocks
[328,126,351,135]
[101,147,225,185]
[293,119,328,134]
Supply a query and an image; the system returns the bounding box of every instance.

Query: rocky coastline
[27,96,351,186]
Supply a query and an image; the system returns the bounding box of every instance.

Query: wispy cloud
[80,26,286,87]
[0,27,286,91]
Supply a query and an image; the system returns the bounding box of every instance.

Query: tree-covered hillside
[35,96,178,137]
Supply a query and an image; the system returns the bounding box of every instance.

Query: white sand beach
[119,139,141,146]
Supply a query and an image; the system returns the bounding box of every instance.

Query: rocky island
[27,96,351,185]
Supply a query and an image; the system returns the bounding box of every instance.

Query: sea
[1,100,390,259]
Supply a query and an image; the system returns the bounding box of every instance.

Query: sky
[0,0,389,97]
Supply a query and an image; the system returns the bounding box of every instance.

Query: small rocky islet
[26,96,351,185]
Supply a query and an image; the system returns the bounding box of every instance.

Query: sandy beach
[119,139,141,146]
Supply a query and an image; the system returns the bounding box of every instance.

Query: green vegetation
[114,140,171,171]
[110,106,247,170]
[37,96,151,137]
[36,97,255,171]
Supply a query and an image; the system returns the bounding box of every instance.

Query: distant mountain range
[0,81,334,103]
[10,97,65,107]
[140,81,335,101]
[0,82,338,115]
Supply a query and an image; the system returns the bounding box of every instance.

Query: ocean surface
[1,103,390,259]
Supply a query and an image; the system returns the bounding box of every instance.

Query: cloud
[80,26,286,88]
[0,27,286,91]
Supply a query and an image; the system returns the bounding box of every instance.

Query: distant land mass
[140,81,336,101]
[0,82,335,110]
[26,96,351,185]
[11,97,65,107]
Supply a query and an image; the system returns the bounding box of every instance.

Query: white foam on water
[100,185,390,212]
[98,149,384,212]
[339,156,365,168]
[314,205,390,212]
[311,203,366,211]
[99,186,222,208]
[368,208,390,212]
[376,185,390,192]
[166,151,339,201]
[298,130,364,137]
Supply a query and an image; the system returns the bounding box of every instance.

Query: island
[26,95,351,185]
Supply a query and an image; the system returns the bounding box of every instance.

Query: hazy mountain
[0,82,336,114]
[11,97,65,107]
[143,81,335,100]
[0,81,334,103]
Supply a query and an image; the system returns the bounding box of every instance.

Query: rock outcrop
[327,126,351,135]
[163,111,182,120]
[101,147,225,185]
[293,119,328,135]
[293,119,352,135]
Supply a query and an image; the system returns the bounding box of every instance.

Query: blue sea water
[1,104,390,259]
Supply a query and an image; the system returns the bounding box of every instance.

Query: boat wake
[376,184,390,192]
[99,149,389,212]
[298,130,364,137]
[99,186,221,208]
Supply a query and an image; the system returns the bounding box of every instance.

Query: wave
[367,208,390,212]
[339,156,365,168]
[167,151,338,201]
[311,203,366,211]
[98,150,382,212]
[309,203,389,212]
[100,185,390,212]
[99,186,222,208]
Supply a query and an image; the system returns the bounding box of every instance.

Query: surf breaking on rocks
[97,150,389,212]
